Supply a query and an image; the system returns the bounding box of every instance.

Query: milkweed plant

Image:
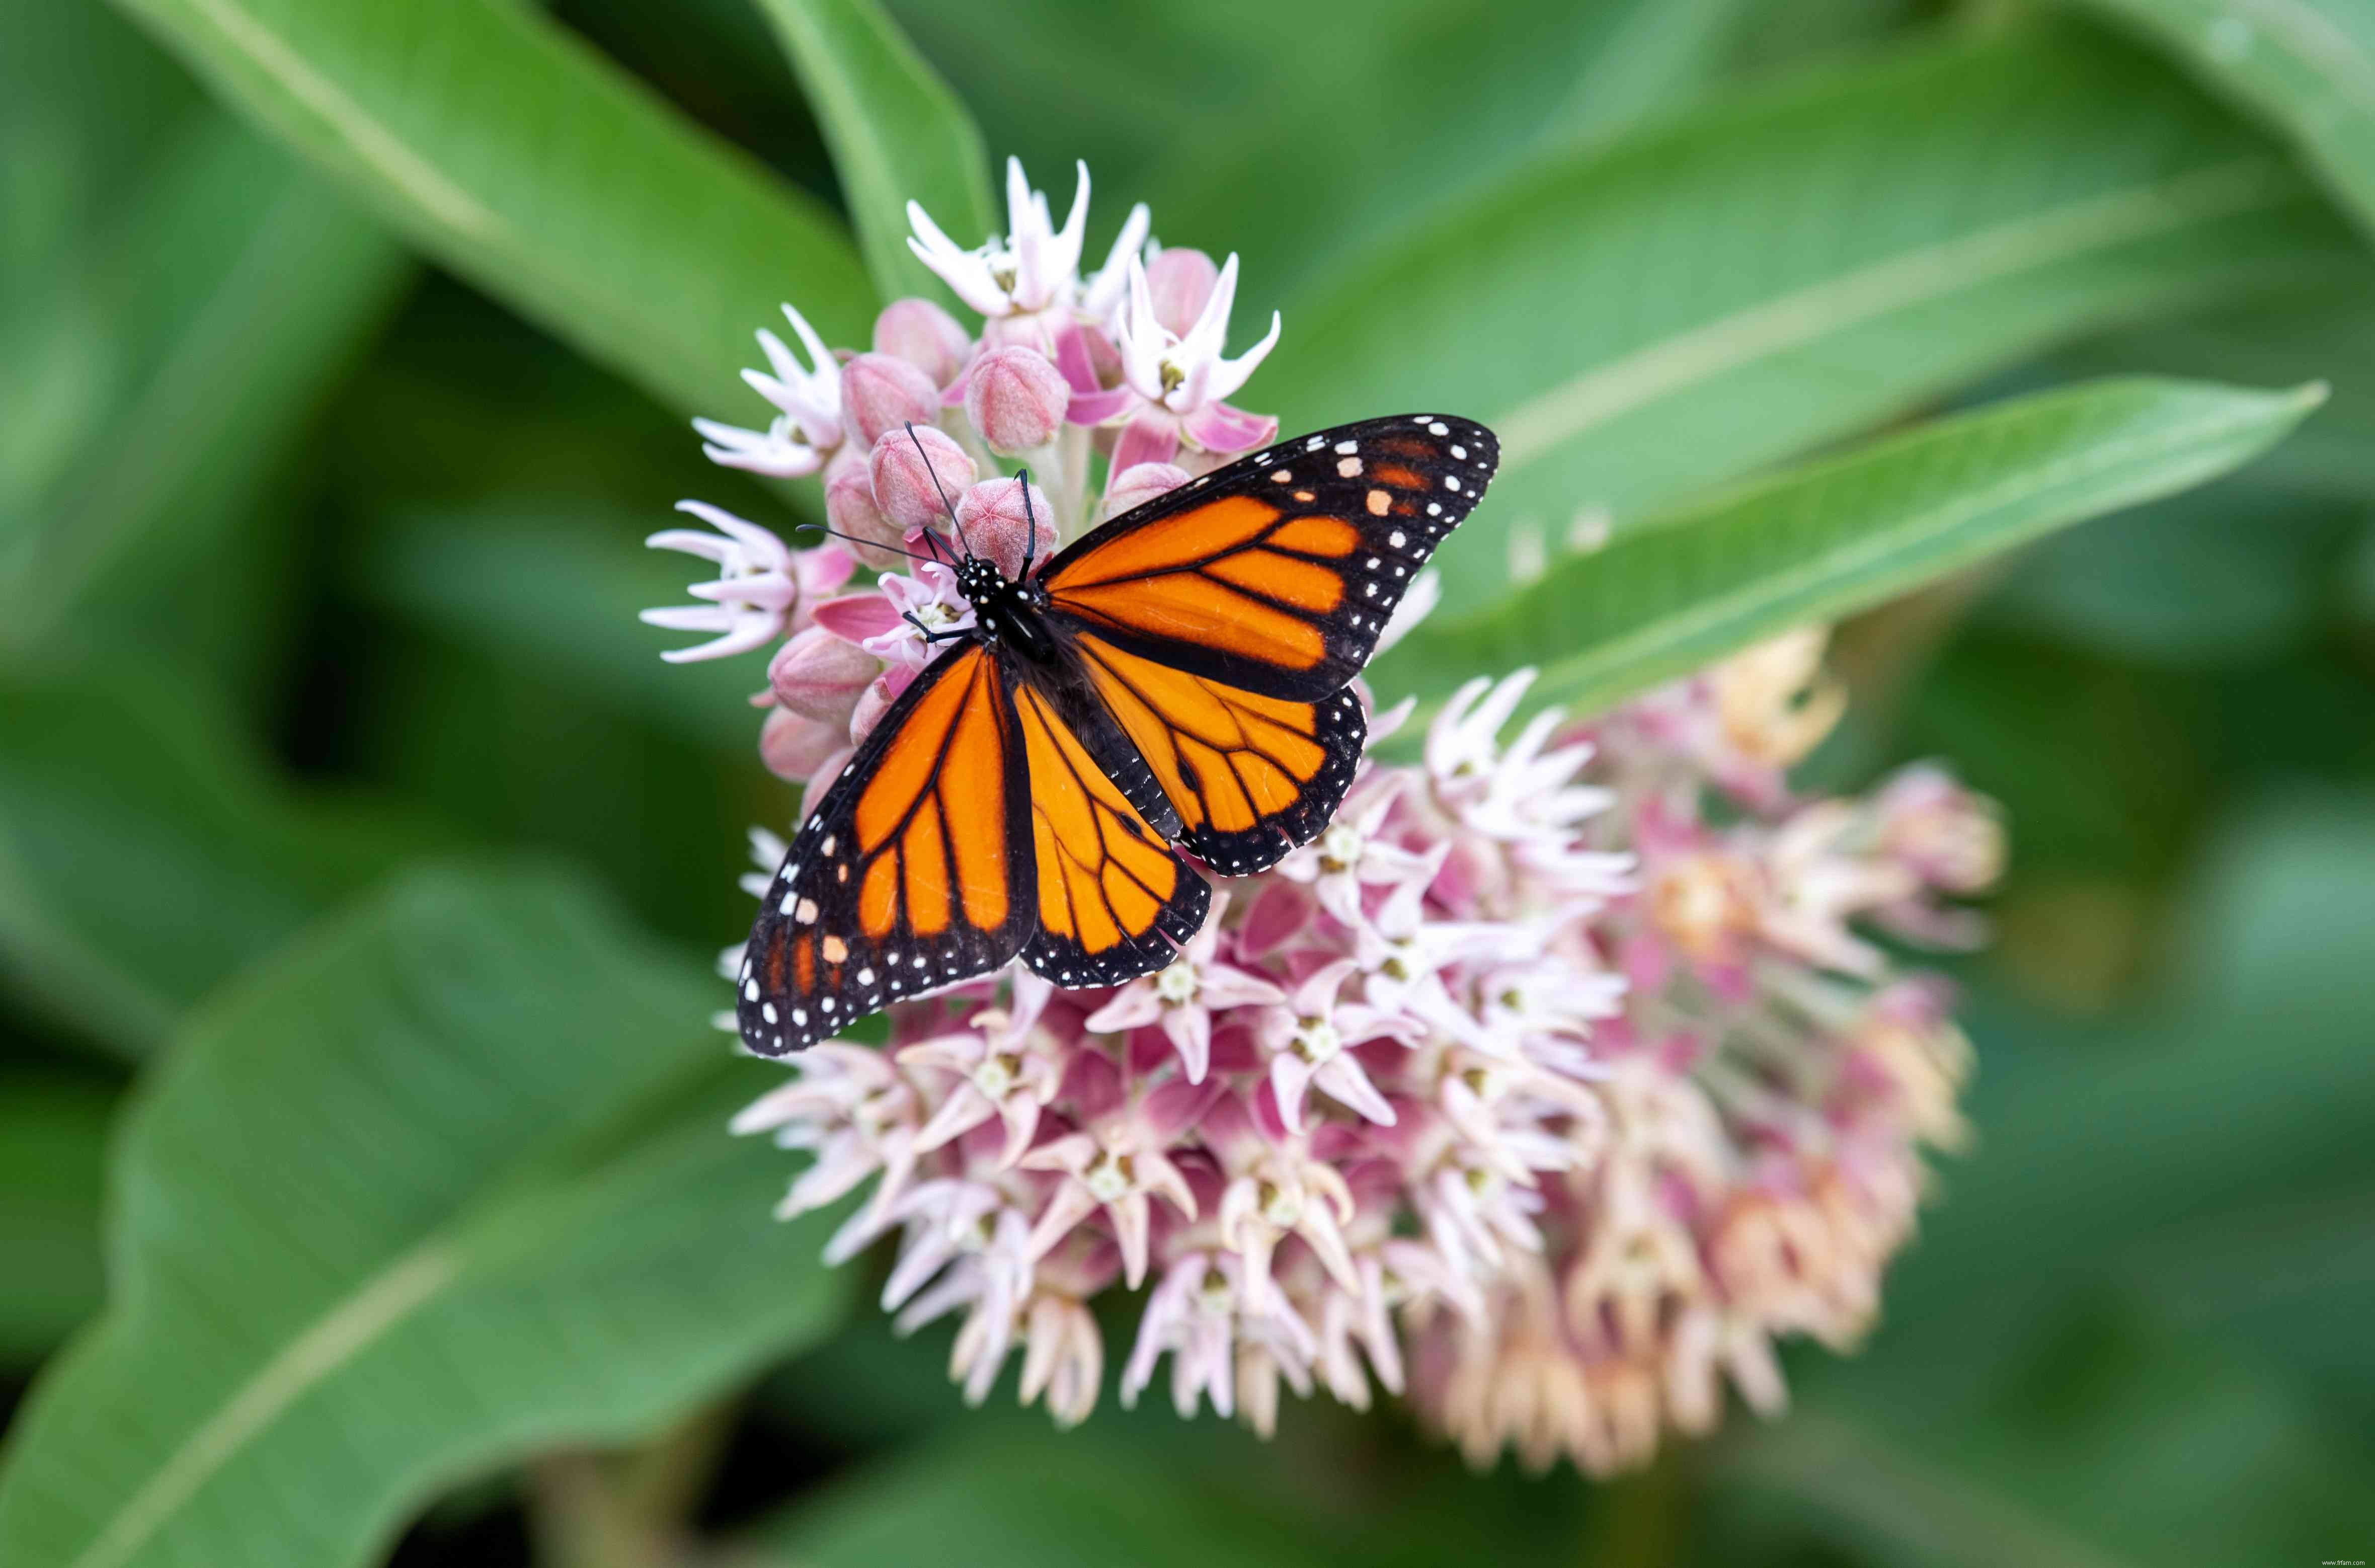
[643,161,2004,1473]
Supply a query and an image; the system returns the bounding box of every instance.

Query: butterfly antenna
[1016,467,1038,578]
[905,422,975,560]
[793,521,938,565]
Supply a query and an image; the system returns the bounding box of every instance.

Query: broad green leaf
[750,1403,1607,1568]
[0,661,439,1058]
[0,868,849,1568]
[0,1075,113,1361]
[2074,0,2375,242]
[0,0,200,257]
[1974,484,2350,667]
[1536,0,1760,143]
[2028,272,2375,500]
[1262,21,2363,616]
[107,0,874,420]
[752,0,994,307]
[1370,377,2324,719]
[1718,1361,2372,1568]
[0,117,411,667]
[1713,1409,2151,1568]
[1133,0,1760,309]
[354,502,765,753]
[340,499,796,950]
[889,0,1269,199]
[754,1426,1349,1568]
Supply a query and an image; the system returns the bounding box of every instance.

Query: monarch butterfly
[735,413,1498,1055]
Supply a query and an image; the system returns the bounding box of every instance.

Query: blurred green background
[4,0,2374,1563]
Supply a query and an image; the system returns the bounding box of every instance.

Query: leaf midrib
[2229,0,2375,107]
[1491,156,2293,466]
[58,1011,757,1567]
[1524,386,2322,699]
[180,0,495,236]
[68,1241,461,1568]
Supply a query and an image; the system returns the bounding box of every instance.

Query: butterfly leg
[903,611,973,644]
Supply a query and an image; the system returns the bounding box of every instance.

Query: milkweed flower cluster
[643,160,2004,1474]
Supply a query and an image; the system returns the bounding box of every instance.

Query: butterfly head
[954,553,1008,605]
[953,546,1056,656]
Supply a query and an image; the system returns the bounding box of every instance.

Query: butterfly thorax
[956,554,1059,662]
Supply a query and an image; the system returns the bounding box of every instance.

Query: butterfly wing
[1037,414,1496,699]
[737,642,1033,1054]
[1008,666,1210,985]
[1064,634,1366,875]
[1037,414,1494,872]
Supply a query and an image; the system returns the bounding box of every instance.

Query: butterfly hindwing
[1066,632,1365,875]
[737,644,1034,1055]
[1009,669,1210,986]
[1037,414,1497,701]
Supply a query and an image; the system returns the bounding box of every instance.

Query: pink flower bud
[955,476,1058,579]
[840,352,942,449]
[849,666,916,747]
[806,745,854,798]
[824,455,908,569]
[872,297,972,387]
[766,625,879,726]
[1145,247,1219,336]
[964,346,1071,455]
[1101,461,1191,520]
[759,705,846,782]
[867,425,976,535]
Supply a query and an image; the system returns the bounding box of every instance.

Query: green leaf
[354,502,763,754]
[0,0,201,259]
[751,1425,1350,1568]
[1132,0,1760,309]
[2027,273,2375,501]
[2074,0,2375,242]
[1261,21,2363,617]
[0,661,440,1059]
[0,117,411,667]
[750,0,994,307]
[1975,484,2349,667]
[0,868,849,1568]
[106,0,874,419]
[1371,377,2324,719]
[1535,0,1761,143]
[0,1075,113,1362]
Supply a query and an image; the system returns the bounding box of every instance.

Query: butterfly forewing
[1037,414,1497,700]
[1032,413,1492,871]
[737,644,1034,1055]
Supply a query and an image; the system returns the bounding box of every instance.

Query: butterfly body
[736,414,1497,1055]
[951,554,1061,663]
